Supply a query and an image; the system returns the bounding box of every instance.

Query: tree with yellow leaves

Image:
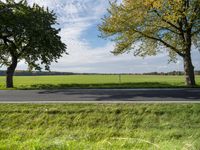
[99,0,200,86]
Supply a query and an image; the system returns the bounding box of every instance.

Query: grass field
[0,75,200,89]
[0,104,200,150]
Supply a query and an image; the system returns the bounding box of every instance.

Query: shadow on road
[37,88,200,101]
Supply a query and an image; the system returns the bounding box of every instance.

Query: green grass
[0,75,200,89]
[0,104,200,149]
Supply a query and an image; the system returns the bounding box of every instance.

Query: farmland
[0,75,200,89]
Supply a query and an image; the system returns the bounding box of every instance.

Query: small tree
[99,0,200,86]
[0,0,67,88]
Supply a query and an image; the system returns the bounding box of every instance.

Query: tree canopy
[0,0,67,87]
[99,0,200,86]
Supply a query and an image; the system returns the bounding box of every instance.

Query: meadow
[0,104,200,150]
[0,75,200,89]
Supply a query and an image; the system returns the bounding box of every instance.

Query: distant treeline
[0,70,200,76]
[0,70,75,76]
[142,71,200,75]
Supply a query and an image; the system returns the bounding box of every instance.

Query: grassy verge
[0,104,200,149]
[0,75,200,89]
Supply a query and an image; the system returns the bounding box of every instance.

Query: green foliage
[0,0,67,70]
[1,104,200,149]
[0,75,199,89]
[99,0,200,60]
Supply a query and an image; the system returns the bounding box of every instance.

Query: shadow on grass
[19,82,200,90]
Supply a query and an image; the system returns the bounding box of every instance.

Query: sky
[3,0,200,73]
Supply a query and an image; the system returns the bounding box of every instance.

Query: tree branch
[153,10,182,33]
[1,36,18,57]
[145,24,181,35]
[192,29,200,36]
[134,29,185,57]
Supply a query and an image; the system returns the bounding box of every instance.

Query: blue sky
[5,0,200,73]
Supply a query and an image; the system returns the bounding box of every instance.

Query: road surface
[0,89,200,103]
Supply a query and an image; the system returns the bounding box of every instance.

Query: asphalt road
[0,88,200,103]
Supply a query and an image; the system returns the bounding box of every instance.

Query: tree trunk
[183,52,196,87]
[6,57,17,88]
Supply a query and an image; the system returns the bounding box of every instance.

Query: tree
[0,1,12,14]
[99,0,200,86]
[0,0,67,88]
